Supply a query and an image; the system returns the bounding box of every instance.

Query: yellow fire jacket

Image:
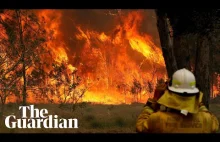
[136,104,219,133]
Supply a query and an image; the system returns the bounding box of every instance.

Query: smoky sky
[58,9,160,66]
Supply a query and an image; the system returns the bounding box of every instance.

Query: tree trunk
[0,90,6,117]
[16,10,27,106]
[140,92,142,102]
[194,35,210,109]
[155,10,178,78]
[209,37,214,99]
[155,10,213,109]
[22,49,27,106]
[124,92,126,104]
[173,36,192,70]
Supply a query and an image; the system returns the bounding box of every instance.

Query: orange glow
[212,73,220,98]
[2,10,169,104]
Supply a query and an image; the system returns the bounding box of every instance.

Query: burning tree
[131,79,142,102]
[48,61,89,111]
[73,10,167,104]
[117,83,130,104]
[0,46,21,115]
[0,9,47,106]
[0,9,168,105]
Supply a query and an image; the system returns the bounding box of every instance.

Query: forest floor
[0,101,219,133]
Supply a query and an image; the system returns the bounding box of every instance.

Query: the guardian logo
[4,105,78,129]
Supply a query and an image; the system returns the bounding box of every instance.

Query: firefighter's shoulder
[198,103,219,132]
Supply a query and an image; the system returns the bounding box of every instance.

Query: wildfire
[2,9,169,105]
[70,10,167,104]
[212,73,220,98]
[124,12,164,65]
[36,10,68,64]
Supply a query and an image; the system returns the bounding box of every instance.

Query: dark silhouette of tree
[155,9,220,108]
[131,79,142,102]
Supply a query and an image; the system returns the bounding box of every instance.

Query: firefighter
[136,68,219,133]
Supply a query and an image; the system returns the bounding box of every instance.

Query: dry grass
[0,102,219,133]
[209,103,220,133]
[0,103,142,133]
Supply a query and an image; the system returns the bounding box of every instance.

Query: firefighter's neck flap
[157,68,203,115]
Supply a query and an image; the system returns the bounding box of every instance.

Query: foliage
[131,79,142,95]
[147,81,154,93]
[0,9,48,108]
[0,10,87,110]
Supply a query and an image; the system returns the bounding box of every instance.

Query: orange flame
[3,10,169,104]
[212,73,220,98]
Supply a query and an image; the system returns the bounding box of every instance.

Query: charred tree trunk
[155,10,178,78]
[155,9,218,109]
[124,89,127,104]
[21,47,27,106]
[16,10,27,106]
[209,36,214,99]
[140,92,142,102]
[0,89,6,117]
[173,36,192,70]
[194,35,210,109]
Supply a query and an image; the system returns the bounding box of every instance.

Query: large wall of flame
[36,10,161,65]
[2,9,220,104]
[2,9,167,104]
[33,9,167,104]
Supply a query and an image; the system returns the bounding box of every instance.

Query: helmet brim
[168,86,199,94]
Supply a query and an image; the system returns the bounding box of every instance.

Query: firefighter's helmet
[168,68,199,94]
[157,68,203,114]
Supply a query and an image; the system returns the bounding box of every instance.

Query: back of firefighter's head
[157,68,203,115]
[168,68,199,94]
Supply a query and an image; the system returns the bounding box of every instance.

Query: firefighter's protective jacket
[136,104,219,133]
